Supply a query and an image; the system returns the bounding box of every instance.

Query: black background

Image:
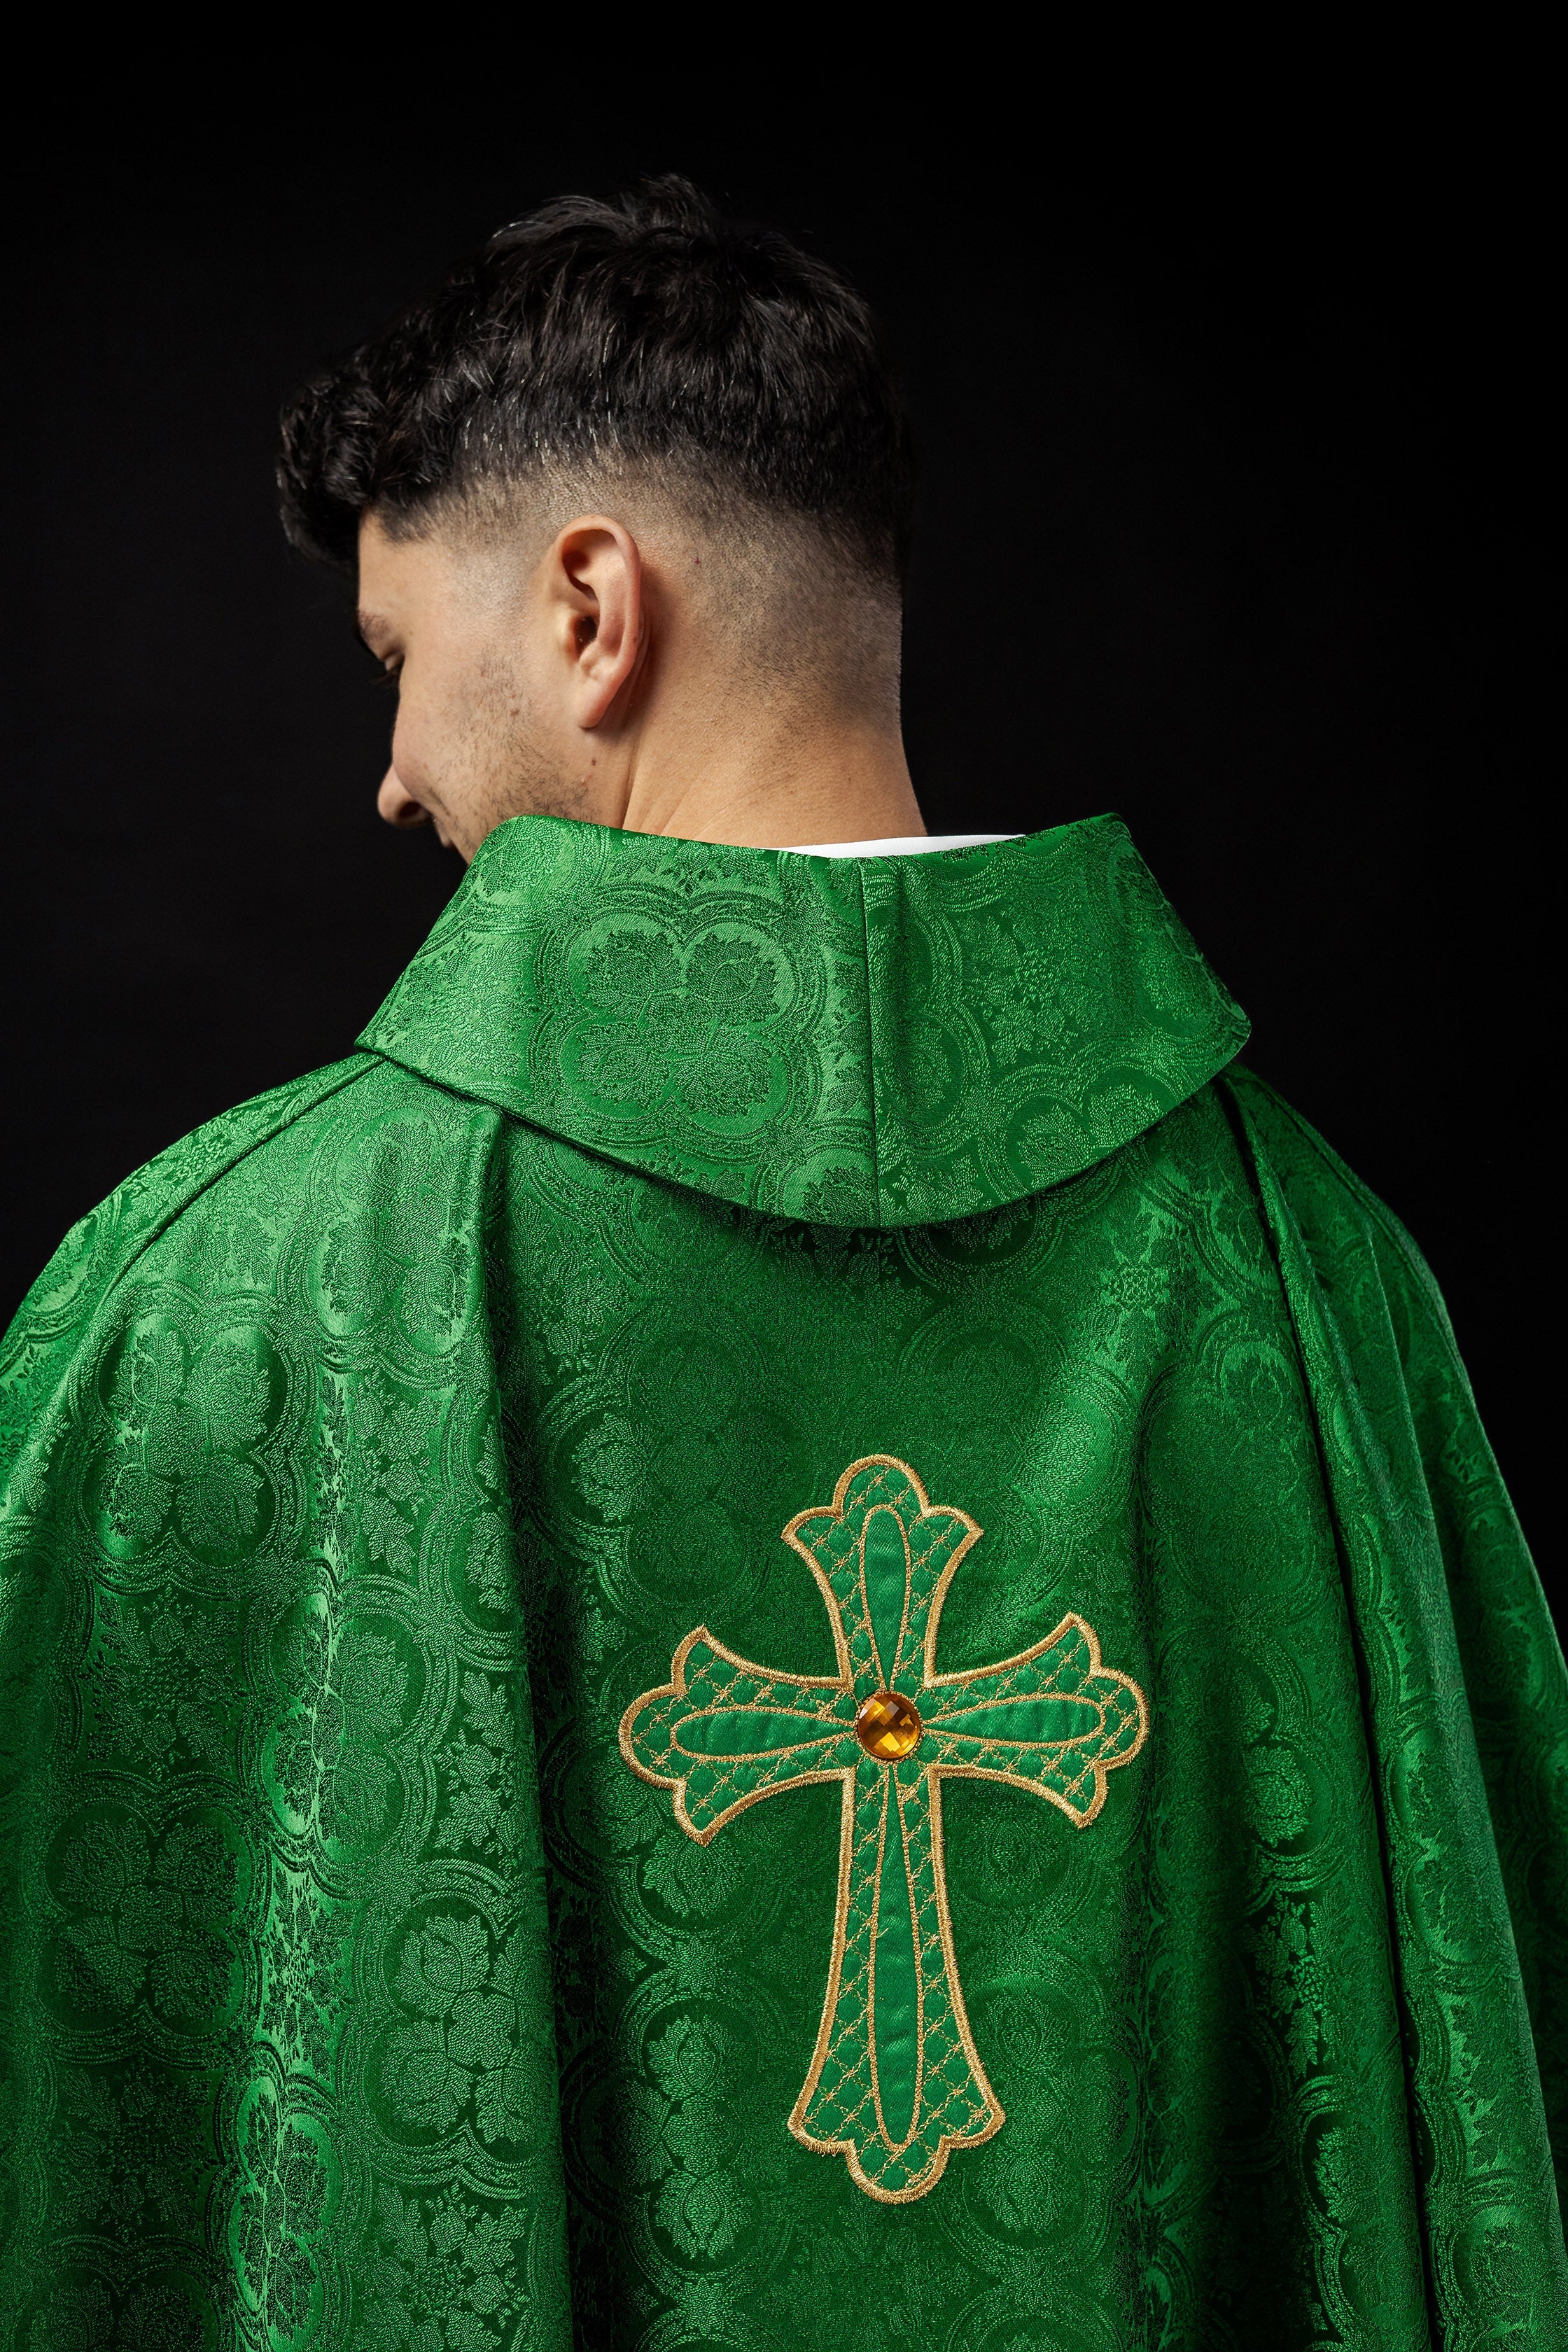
[4,105,1551,1592]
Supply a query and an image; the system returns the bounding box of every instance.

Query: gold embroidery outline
[781,1455,982,1689]
[780,1457,999,2201]
[620,1452,1152,2205]
[923,1612,1150,1830]
[617,1625,850,1844]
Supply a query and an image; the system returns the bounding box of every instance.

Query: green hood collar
[359,813,1248,1228]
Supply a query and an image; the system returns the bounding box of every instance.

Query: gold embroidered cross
[620,1454,1149,2202]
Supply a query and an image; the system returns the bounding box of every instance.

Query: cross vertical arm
[791,1754,1001,2202]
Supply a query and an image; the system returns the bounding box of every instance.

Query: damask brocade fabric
[360,816,1250,1226]
[0,816,1563,2351]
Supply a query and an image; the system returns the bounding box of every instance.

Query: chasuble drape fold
[1,816,1562,2350]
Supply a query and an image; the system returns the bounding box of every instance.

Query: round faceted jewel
[855,1690,923,1761]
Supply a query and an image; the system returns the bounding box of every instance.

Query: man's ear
[547,515,645,729]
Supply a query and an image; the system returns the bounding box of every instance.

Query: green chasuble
[2,813,1564,2351]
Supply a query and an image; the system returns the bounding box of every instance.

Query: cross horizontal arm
[923,1612,1149,1824]
[620,1629,860,1841]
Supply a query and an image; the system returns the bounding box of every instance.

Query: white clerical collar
[778,834,1021,858]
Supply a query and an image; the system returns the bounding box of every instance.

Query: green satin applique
[620,1455,1150,2201]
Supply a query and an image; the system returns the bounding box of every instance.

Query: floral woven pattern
[0,817,1562,2348]
[362,813,1249,1225]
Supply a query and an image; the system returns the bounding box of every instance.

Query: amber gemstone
[855,1690,923,1760]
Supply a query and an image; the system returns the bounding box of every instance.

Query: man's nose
[377,764,430,827]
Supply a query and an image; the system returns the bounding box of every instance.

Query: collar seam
[855,863,882,1223]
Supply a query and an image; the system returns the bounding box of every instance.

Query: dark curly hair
[276,176,915,588]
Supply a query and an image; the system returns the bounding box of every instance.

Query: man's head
[278,178,919,858]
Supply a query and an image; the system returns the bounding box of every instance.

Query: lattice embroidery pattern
[620,1455,1151,2202]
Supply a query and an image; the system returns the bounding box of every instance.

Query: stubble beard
[442,650,597,859]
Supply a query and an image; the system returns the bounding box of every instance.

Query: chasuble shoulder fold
[1,816,1563,2350]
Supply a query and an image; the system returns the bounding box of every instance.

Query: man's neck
[612,708,924,850]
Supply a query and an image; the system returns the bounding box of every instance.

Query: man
[0,178,1562,2350]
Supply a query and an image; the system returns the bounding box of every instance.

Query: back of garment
[1,817,1564,2351]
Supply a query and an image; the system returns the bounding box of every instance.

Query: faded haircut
[276,176,916,615]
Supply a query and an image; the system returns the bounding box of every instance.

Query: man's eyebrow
[356,608,393,654]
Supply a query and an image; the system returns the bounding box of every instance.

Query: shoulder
[0,1051,491,1472]
[4,1057,367,1367]
[1218,1062,1462,1385]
